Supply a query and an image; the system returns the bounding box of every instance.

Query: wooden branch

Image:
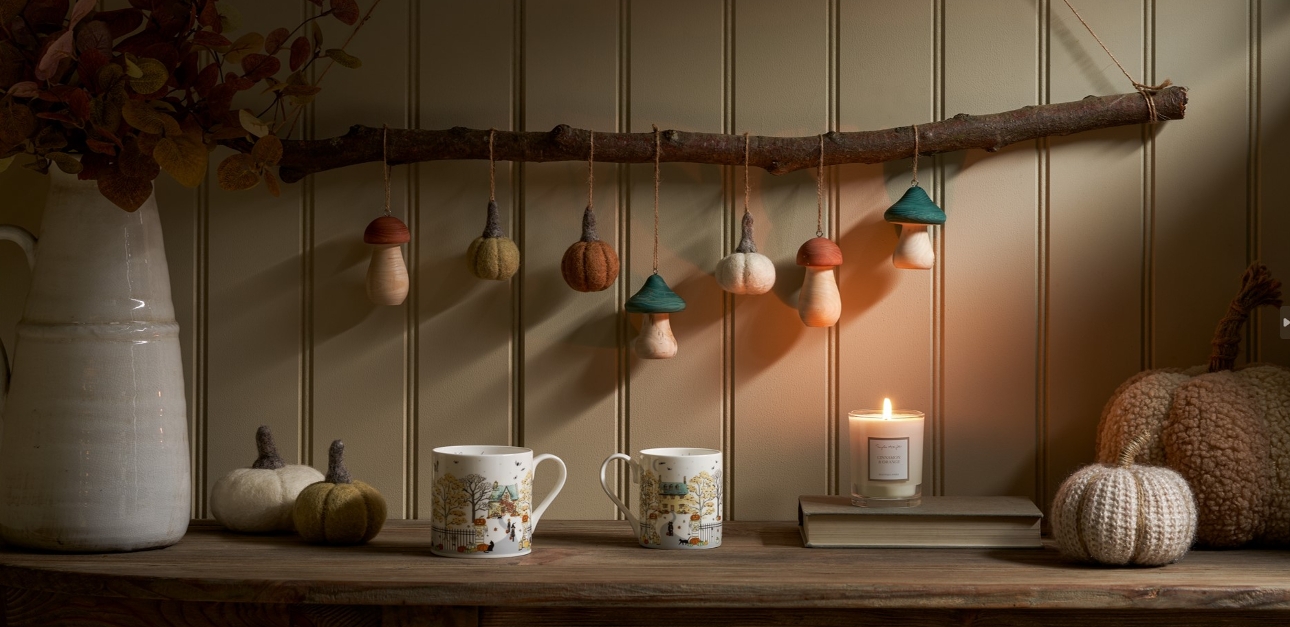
[274,86,1187,183]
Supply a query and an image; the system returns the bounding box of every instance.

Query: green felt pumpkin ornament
[293,440,387,545]
[562,132,620,292]
[467,130,520,281]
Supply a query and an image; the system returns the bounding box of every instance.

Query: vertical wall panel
[523,0,621,519]
[732,0,830,521]
[626,1,726,507]
[1045,0,1145,511]
[1258,0,1290,365]
[416,1,516,520]
[941,0,1039,498]
[204,0,306,518]
[1154,1,1251,368]
[310,0,411,514]
[836,0,936,499]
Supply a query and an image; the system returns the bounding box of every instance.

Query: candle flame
[882,398,892,420]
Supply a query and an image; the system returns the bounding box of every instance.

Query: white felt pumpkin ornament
[210,426,324,533]
[1051,435,1197,566]
[715,133,775,295]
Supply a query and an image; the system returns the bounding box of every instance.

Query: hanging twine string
[815,134,824,238]
[911,124,919,186]
[652,124,661,274]
[1061,0,1172,122]
[382,124,391,217]
[743,132,751,217]
[488,128,496,202]
[587,131,595,209]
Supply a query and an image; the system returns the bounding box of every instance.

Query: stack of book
[798,495,1042,548]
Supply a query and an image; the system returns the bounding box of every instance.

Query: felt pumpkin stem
[325,440,353,485]
[735,212,757,254]
[482,200,504,239]
[580,205,600,242]
[1208,263,1283,373]
[251,426,287,470]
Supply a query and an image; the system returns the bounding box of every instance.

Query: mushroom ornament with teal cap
[886,124,946,270]
[626,274,687,359]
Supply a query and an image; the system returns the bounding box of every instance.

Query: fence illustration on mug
[432,471,534,554]
[639,470,722,547]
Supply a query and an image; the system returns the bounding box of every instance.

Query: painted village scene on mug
[639,467,723,549]
[431,464,535,555]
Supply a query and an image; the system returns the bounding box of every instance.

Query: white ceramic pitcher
[0,167,190,552]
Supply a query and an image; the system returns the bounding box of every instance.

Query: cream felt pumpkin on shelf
[210,426,324,534]
[293,440,387,545]
[1051,435,1197,566]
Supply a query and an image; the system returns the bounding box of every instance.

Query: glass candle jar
[848,401,924,508]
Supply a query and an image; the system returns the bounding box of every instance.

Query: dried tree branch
[271,86,1187,184]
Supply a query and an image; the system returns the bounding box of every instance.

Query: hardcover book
[798,495,1042,548]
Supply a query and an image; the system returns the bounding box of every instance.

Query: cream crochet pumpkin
[1095,263,1287,547]
[1052,436,1197,566]
[210,426,324,533]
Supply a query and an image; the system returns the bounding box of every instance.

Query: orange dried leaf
[251,134,283,167]
[97,168,153,212]
[217,153,260,191]
[154,136,207,188]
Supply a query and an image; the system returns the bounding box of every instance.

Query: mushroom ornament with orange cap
[626,274,686,359]
[796,237,842,327]
[363,216,410,305]
[884,184,946,270]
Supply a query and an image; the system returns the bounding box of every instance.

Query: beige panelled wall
[0,0,1286,522]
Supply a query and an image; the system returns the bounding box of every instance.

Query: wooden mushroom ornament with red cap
[796,237,842,327]
[364,216,410,305]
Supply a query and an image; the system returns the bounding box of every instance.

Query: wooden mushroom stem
[325,440,353,485]
[799,267,841,327]
[250,425,286,470]
[892,224,935,270]
[635,313,678,359]
[367,246,409,305]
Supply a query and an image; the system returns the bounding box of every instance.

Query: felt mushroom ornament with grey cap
[715,132,775,295]
[467,129,520,281]
[363,126,411,305]
[626,126,687,359]
[796,135,842,327]
[885,124,946,270]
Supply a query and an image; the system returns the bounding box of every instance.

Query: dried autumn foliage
[0,0,373,210]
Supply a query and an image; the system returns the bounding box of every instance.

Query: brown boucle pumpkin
[1095,263,1287,547]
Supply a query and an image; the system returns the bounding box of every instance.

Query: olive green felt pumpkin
[467,200,520,281]
[1095,263,1288,548]
[562,205,619,292]
[293,440,387,545]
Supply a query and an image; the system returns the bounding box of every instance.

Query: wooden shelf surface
[1,520,1289,610]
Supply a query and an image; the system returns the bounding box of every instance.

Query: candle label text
[868,437,909,481]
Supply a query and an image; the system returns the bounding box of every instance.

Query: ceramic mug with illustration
[430,446,567,558]
[599,447,723,549]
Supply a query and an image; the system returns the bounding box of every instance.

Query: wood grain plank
[731,0,831,521]
[1257,0,1290,366]
[940,0,1040,499]
[625,0,726,513]
[415,1,517,519]
[1153,0,1251,368]
[1044,0,1146,513]
[836,0,936,500]
[309,0,412,514]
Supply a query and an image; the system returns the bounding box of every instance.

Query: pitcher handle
[599,453,639,530]
[528,453,567,529]
[0,225,35,393]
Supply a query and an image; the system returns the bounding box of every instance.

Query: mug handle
[599,453,638,530]
[529,453,567,529]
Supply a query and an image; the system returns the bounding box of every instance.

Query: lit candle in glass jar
[849,399,924,507]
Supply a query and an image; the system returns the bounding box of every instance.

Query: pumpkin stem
[325,440,353,484]
[1208,262,1282,372]
[482,199,505,239]
[580,205,600,242]
[251,425,286,470]
[1117,432,1152,468]
[735,211,757,254]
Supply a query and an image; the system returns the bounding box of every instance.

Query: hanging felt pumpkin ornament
[364,126,411,305]
[715,132,775,295]
[1051,434,1197,566]
[626,126,686,360]
[209,426,325,533]
[796,135,842,327]
[292,440,388,545]
[885,125,946,270]
[561,131,620,292]
[467,129,520,281]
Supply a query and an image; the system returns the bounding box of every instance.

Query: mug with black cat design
[430,446,566,558]
[599,447,723,549]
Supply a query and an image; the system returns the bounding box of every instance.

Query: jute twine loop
[743,132,751,219]
[652,124,661,275]
[488,128,496,202]
[911,124,920,186]
[1061,0,1173,122]
[587,130,594,210]
[815,134,825,238]
[382,124,391,217]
